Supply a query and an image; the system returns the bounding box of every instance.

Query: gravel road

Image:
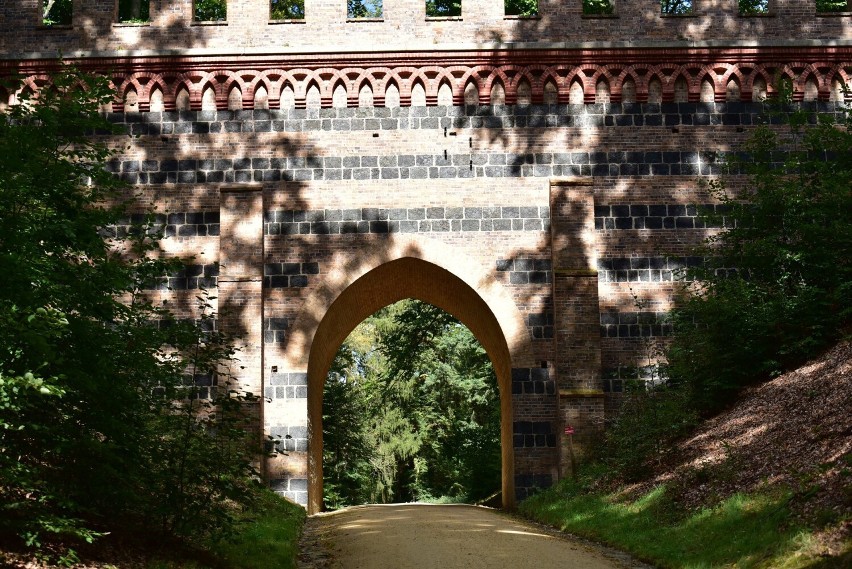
[297,503,651,569]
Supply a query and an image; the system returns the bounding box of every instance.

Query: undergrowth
[149,489,306,569]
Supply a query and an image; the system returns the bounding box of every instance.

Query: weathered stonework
[2,0,848,512]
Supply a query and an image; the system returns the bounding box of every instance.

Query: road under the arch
[296,504,647,569]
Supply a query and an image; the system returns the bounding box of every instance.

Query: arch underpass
[306,256,518,514]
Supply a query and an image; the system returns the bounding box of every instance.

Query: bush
[600,91,851,480]
[195,0,227,21]
[602,385,698,480]
[0,68,260,558]
[505,0,538,17]
[667,90,852,411]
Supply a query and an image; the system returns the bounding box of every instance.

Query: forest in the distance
[322,300,502,509]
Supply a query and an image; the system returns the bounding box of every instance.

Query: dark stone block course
[597,255,720,283]
[596,203,729,232]
[111,115,809,186]
[264,206,549,236]
[514,473,553,501]
[600,310,669,338]
[263,262,321,289]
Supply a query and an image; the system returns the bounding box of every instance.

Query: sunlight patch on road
[495,529,554,539]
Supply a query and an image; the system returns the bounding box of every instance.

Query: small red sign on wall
[564,425,575,435]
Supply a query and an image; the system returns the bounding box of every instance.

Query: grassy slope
[520,344,852,569]
[521,479,849,569]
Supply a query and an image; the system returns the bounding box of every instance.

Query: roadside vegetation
[196,489,306,569]
[522,473,843,569]
[521,88,852,567]
[0,69,304,567]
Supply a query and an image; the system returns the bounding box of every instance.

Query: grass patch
[519,475,849,568]
[208,490,306,569]
[147,489,306,569]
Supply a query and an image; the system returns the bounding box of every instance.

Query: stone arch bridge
[1,0,849,513]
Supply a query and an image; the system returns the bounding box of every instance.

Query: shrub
[0,68,260,558]
[667,89,852,411]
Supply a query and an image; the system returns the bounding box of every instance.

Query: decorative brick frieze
[264,373,308,400]
[513,421,558,448]
[594,204,736,231]
[7,49,849,111]
[599,311,672,338]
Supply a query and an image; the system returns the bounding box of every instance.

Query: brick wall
[1,15,847,508]
[63,95,849,508]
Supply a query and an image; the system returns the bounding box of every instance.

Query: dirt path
[297,503,652,569]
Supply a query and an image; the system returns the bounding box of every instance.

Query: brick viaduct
[1,1,849,512]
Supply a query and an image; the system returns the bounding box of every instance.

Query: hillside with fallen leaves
[627,340,852,559]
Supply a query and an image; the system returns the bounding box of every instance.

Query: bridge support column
[549,179,604,477]
[217,184,265,468]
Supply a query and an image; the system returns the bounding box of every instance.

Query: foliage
[322,324,377,508]
[599,88,851,484]
[118,0,150,23]
[582,0,614,16]
[816,0,849,12]
[0,68,260,558]
[602,385,698,481]
[426,0,462,17]
[667,89,852,411]
[739,0,769,14]
[323,300,501,509]
[661,0,692,15]
[347,0,383,18]
[195,0,227,21]
[270,0,305,20]
[42,0,72,26]
[504,0,538,17]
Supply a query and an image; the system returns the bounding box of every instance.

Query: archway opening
[322,299,501,510]
[305,257,516,514]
